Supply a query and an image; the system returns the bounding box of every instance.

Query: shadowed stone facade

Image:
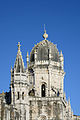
[0,30,80,120]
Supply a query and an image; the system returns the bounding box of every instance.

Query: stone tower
[11,42,29,119]
[0,30,79,120]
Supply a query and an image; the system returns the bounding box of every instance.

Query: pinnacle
[17,42,21,51]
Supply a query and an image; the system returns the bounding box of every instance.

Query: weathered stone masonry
[0,30,80,120]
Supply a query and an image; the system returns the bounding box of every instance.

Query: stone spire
[14,42,24,73]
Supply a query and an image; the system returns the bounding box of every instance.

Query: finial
[60,50,63,56]
[11,66,12,73]
[18,42,21,51]
[27,52,29,57]
[68,97,70,106]
[43,24,48,40]
[63,92,66,99]
[2,91,5,96]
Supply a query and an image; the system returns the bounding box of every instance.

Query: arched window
[22,92,24,100]
[41,84,46,97]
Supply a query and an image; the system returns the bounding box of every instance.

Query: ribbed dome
[30,40,59,62]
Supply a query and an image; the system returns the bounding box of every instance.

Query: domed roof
[30,39,59,62]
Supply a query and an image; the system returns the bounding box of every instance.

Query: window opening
[17,92,19,100]
[41,84,46,97]
[57,91,59,97]
[22,92,24,100]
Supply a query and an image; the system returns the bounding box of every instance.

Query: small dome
[30,40,59,62]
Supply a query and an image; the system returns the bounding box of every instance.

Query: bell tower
[10,42,29,120]
[29,30,65,98]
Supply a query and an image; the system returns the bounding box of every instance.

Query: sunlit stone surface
[0,31,79,120]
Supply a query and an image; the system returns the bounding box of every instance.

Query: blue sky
[0,0,80,115]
